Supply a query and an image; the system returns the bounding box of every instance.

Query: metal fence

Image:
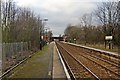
[3,42,28,57]
[2,42,31,71]
[0,43,2,75]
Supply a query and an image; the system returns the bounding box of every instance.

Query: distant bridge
[52,37,63,41]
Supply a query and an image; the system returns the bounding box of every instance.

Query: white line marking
[48,71,51,76]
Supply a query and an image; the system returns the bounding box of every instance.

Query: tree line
[0,0,46,49]
[64,1,120,48]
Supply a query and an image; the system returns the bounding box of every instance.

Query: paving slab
[53,43,66,79]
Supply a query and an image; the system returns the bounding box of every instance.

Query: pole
[39,19,48,50]
[39,20,42,50]
[108,41,111,49]
[40,19,48,47]
[0,0,3,75]
[105,40,106,49]
[46,29,47,42]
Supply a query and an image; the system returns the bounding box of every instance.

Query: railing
[2,42,30,72]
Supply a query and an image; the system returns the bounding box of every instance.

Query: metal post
[42,19,48,46]
[39,18,48,50]
[39,20,42,50]
[0,0,3,74]
[108,41,111,49]
[40,30,42,50]
[45,29,47,42]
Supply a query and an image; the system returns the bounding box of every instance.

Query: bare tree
[96,1,118,34]
[1,0,43,49]
[80,13,93,45]
[95,1,119,48]
[64,24,80,42]
[1,0,18,42]
[117,1,120,47]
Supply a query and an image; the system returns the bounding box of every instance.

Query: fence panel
[2,42,30,71]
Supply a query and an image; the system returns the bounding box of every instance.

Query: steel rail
[78,53,120,78]
[56,42,100,80]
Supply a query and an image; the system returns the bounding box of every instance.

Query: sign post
[74,38,76,44]
[105,36,113,49]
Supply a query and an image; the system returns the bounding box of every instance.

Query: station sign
[105,36,113,40]
[41,36,44,39]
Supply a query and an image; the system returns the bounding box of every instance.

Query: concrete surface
[53,43,66,79]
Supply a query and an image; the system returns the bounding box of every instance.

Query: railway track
[69,43,120,66]
[56,41,120,79]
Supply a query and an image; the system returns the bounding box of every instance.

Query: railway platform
[53,43,67,79]
[4,42,68,79]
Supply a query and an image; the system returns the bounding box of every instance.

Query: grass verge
[85,44,119,53]
[7,45,49,78]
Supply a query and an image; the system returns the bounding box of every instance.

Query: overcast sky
[13,0,118,36]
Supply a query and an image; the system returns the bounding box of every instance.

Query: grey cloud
[14,0,99,36]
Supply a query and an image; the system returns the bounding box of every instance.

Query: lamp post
[41,19,48,41]
[48,30,52,43]
[39,18,48,50]
[0,0,3,74]
[44,27,50,43]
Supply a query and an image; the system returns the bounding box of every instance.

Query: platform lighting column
[40,18,48,50]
